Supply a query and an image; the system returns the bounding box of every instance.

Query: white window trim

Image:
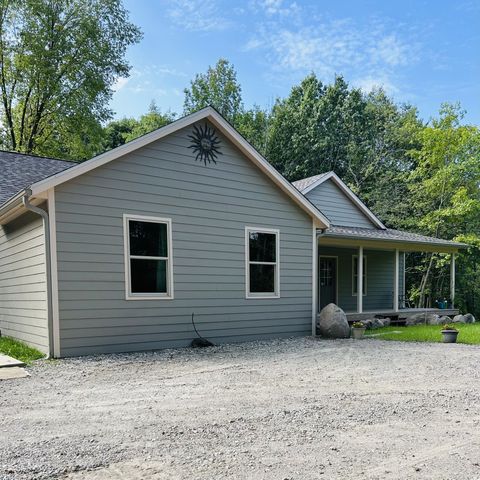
[352,254,367,296]
[123,214,174,300]
[245,226,280,299]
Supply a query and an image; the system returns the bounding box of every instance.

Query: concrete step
[0,354,26,368]
[0,366,29,380]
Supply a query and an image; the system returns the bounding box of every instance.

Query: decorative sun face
[188,123,222,165]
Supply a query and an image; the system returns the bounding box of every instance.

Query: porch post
[393,249,399,311]
[357,246,363,313]
[450,253,456,308]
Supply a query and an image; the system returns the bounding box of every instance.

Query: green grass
[0,336,44,364]
[364,323,480,344]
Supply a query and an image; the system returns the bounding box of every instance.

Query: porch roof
[318,225,468,252]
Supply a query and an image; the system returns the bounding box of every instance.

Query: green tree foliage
[235,106,270,154]
[404,105,480,308]
[0,0,142,159]
[183,58,243,122]
[100,102,176,152]
[264,74,423,227]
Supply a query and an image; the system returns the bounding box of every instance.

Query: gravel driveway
[1,337,480,480]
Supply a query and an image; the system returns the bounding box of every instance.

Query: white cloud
[252,0,300,17]
[112,77,130,92]
[370,34,411,67]
[167,0,230,32]
[245,14,420,95]
[353,75,400,95]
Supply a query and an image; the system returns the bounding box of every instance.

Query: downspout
[22,190,54,358]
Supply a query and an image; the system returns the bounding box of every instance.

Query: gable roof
[292,172,331,192]
[0,107,330,228]
[0,151,76,205]
[293,171,386,229]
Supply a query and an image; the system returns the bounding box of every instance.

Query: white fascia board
[301,171,385,229]
[29,107,330,228]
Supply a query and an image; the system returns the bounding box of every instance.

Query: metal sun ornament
[188,123,222,166]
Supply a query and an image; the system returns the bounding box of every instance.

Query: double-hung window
[124,214,173,299]
[352,255,367,296]
[246,227,280,298]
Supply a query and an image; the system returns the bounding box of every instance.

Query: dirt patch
[1,337,479,479]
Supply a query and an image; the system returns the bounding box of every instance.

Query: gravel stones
[1,338,480,480]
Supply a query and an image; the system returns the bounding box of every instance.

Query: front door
[319,256,337,310]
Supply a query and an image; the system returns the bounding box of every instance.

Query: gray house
[0,107,464,357]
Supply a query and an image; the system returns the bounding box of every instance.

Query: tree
[100,101,176,152]
[0,0,142,159]
[183,58,243,122]
[405,104,480,308]
[124,102,175,142]
[235,106,269,155]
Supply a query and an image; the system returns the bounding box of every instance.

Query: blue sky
[111,0,479,124]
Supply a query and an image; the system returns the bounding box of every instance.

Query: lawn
[0,336,44,364]
[365,323,480,344]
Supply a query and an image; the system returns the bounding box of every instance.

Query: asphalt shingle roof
[322,225,467,248]
[292,172,331,192]
[0,151,76,205]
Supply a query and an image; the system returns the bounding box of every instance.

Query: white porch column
[357,246,363,313]
[450,253,456,308]
[393,249,399,312]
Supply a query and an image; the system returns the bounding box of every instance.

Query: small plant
[351,321,366,339]
[442,324,458,331]
[441,324,459,343]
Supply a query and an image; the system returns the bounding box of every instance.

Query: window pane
[249,232,276,262]
[129,220,168,257]
[249,264,275,293]
[131,259,167,293]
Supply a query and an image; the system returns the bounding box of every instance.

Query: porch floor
[342,308,459,322]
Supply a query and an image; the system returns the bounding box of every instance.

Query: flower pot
[441,330,459,343]
[352,327,366,339]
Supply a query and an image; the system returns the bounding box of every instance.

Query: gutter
[22,190,54,358]
[0,189,27,221]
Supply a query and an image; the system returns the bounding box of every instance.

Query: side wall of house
[0,210,48,352]
[54,121,314,356]
[306,180,376,228]
[318,246,402,312]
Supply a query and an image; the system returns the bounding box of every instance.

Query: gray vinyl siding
[0,210,48,352]
[306,180,376,228]
[54,121,313,356]
[318,246,400,313]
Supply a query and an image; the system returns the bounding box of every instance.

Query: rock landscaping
[316,303,350,338]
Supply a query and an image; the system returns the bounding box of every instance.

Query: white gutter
[22,190,54,358]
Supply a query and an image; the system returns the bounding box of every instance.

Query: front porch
[315,228,463,322]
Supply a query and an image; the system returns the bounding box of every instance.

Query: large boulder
[317,303,350,338]
[362,317,389,330]
[464,313,476,323]
[405,313,440,326]
[438,315,452,325]
[453,314,467,323]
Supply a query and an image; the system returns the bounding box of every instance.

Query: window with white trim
[352,255,367,296]
[246,227,280,298]
[124,215,173,299]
